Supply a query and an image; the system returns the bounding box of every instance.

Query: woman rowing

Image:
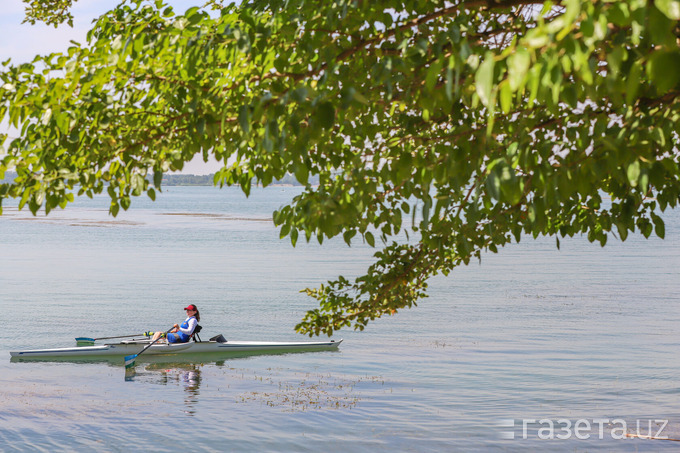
[151,305,200,343]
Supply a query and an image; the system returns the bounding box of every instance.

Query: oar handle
[98,333,151,340]
[76,333,150,342]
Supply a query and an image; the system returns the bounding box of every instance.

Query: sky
[1,0,222,175]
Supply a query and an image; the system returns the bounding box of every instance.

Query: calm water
[1,186,680,452]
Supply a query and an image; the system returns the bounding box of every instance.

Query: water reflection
[10,349,336,366]
[125,363,203,415]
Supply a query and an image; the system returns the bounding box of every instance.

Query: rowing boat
[10,337,342,359]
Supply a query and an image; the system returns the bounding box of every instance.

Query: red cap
[184,304,197,311]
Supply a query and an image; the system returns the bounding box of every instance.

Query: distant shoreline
[162,174,313,186]
[1,171,314,187]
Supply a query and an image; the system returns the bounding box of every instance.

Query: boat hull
[10,339,342,359]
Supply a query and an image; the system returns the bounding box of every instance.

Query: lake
[1,186,679,451]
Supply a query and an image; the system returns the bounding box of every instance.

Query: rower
[151,305,201,343]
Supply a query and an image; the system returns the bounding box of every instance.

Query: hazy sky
[1,0,222,174]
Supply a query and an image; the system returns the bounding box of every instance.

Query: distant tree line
[162,173,317,186]
[2,171,313,187]
[273,173,319,186]
[161,174,214,186]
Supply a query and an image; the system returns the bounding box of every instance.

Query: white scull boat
[10,337,342,359]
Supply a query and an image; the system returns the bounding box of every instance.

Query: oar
[124,327,174,368]
[76,332,151,345]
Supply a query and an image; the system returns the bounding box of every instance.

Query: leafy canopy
[2,0,680,335]
[22,0,78,27]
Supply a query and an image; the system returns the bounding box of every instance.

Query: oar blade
[124,354,137,368]
[75,337,95,343]
[124,367,136,381]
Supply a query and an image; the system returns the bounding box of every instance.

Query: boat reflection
[125,363,203,415]
[9,348,339,366]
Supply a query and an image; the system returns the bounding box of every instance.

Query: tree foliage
[22,0,77,27]
[2,0,680,335]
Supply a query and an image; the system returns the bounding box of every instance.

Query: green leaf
[646,50,680,94]
[507,47,530,91]
[364,231,375,247]
[292,86,307,103]
[648,6,676,46]
[656,0,680,20]
[352,90,369,105]
[616,222,629,241]
[500,166,521,205]
[499,82,512,113]
[238,105,251,134]
[625,60,642,105]
[425,60,443,92]
[608,2,631,26]
[445,61,454,100]
[40,108,52,125]
[652,213,665,239]
[154,170,163,188]
[422,199,431,226]
[131,173,146,196]
[475,52,495,107]
[279,222,290,239]
[294,164,309,185]
[627,160,640,187]
[486,170,501,201]
[343,229,356,245]
[317,102,335,129]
